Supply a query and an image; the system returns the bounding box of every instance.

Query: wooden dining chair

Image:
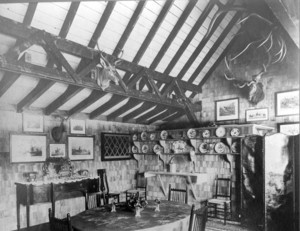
[126,172,147,202]
[207,175,232,225]
[188,203,208,231]
[85,192,102,210]
[48,208,73,231]
[97,169,120,204]
[168,184,188,204]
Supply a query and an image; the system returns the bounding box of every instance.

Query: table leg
[26,185,30,229]
[16,195,20,231]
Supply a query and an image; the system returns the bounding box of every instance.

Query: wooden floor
[14,223,50,231]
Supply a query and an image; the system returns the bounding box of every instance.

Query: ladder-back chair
[168,184,188,204]
[97,169,120,204]
[126,172,147,202]
[48,208,73,231]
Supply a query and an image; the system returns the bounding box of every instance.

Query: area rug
[206,219,257,231]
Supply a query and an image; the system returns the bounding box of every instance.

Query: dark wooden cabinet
[15,177,99,230]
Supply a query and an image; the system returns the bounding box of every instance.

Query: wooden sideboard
[15,177,99,230]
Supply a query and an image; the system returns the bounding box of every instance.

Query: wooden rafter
[163,111,186,123]
[0,15,199,93]
[112,0,146,57]
[147,108,180,125]
[187,13,241,84]
[44,85,82,115]
[106,97,141,121]
[122,101,154,122]
[68,90,107,117]
[145,71,161,97]
[122,0,174,83]
[135,104,166,124]
[18,2,80,113]
[127,68,146,89]
[76,1,116,72]
[89,94,126,120]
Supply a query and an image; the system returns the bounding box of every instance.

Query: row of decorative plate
[132,126,241,141]
[132,141,238,154]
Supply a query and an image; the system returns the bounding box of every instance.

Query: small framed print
[23,114,44,132]
[215,98,239,121]
[275,89,299,116]
[68,136,94,160]
[277,122,299,135]
[246,108,269,122]
[10,134,47,163]
[70,119,86,134]
[49,144,66,158]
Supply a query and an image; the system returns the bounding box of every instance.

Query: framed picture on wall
[246,108,269,122]
[10,134,47,163]
[68,136,94,160]
[277,122,299,135]
[70,119,86,134]
[49,144,66,158]
[275,89,299,116]
[23,113,44,132]
[215,98,239,121]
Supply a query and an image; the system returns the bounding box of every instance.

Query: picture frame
[49,144,66,158]
[277,122,299,135]
[70,119,86,134]
[246,108,269,122]
[215,98,239,121]
[23,113,44,132]
[67,136,94,160]
[275,89,299,116]
[101,133,131,161]
[10,134,47,163]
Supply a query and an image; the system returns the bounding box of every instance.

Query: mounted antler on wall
[206,1,287,104]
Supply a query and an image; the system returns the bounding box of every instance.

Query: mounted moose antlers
[204,2,287,104]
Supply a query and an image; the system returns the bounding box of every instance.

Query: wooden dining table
[71,200,191,231]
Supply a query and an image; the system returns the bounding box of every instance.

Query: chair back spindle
[168,184,188,204]
[48,208,73,231]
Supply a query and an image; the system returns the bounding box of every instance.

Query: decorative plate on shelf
[172,140,187,153]
[215,126,226,137]
[187,129,196,139]
[150,133,156,140]
[160,130,168,140]
[132,134,138,141]
[153,144,162,154]
[141,144,149,153]
[199,142,209,153]
[215,142,226,154]
[132,146,138,154]
[230,128,240,137]
[202,129,210,138]
[141,132,147,141]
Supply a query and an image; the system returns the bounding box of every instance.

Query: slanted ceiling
[0,0,298,127]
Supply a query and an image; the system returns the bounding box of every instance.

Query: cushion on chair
[208,198,231,204]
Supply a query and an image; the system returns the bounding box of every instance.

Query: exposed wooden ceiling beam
[147,108,179,125]
[89,94,126,120]
[18,2,80,112]
[0,16,199,93]
[0,3,37,98]
[112,0,146,57]
[122,101,154,122]
[44,85,82,115]
[162,111,186,123]
[0,0,135,2]
[187,13,241,84]
[162,1,216,76]
[68,90,107,117]
[127,68,146,89]
[135,104,166,124]
[122,0,173,83]
[106,97,140,121]
[0,60,201,111]
[76,2,116,72]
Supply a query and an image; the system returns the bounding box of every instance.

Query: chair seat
[208,198,231,204]
[126,189,145,194]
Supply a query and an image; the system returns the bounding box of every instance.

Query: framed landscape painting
[246,108,269,122]
[277,122,299,135]
[70,119,86,134]
[49,144,66,158]
[10,134,47,163]
[215,98,239,121]
[23,114,44,132]
[275,89,299,116]
[68,136,94,160]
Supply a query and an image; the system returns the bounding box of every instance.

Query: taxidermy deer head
[204,2,287,104]
[91,45,122,90]
[51,116,68,142]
